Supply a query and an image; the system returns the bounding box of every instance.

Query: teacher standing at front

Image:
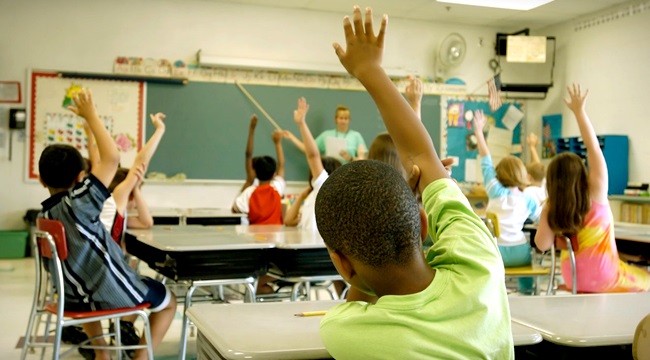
[284,105,367,163]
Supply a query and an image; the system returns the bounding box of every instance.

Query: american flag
[487,74,502,112]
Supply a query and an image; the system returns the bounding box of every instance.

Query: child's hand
[68,88,98,120]
[526,132,539,147]
[150,112,166,132]
[272,130,283,144]
[407,164,421,193]
[133,162,147,186]
[473,110,486,133]
[563,83,589,114]
[333,6,387,80]
[249,114,258,129]
[293,97,310,125]
[441,157,454,176]
[339,150,352,161]
[405,75,423,105]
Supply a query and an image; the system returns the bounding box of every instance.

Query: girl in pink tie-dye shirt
[535,84,650,293]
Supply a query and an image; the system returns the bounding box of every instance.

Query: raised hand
[68,88,98,120]
[405,75,423,105]
[272,129,283,144]
[563,83,589,114]
[473,109,487,133]
[249,114,258,129]
[293,97,310,125]
[149,112,166,132]
[526,132,539,147]
[333,6,387,80]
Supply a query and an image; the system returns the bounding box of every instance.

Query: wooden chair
[633,313,650,360]
[21,218,154,359]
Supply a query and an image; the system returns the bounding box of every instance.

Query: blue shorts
[141,277,172,312]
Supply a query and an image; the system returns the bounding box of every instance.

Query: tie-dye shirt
[561,200,650,293]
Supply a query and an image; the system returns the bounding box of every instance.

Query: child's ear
[75,171,85,183]
[419,206,428,243]
[328,248,354,282]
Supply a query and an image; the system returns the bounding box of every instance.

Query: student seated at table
[232,115,286,225]
[38,88,176,360]
[524,131,547,207]
[535,84,650,293]
[473,108,540,294]
[314,7,513,359]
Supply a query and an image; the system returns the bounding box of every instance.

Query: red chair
[21,218,154,359]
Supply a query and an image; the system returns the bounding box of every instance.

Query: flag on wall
[487,74,503,112]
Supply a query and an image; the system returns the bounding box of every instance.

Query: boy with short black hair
[38,89,176,360]
[314,6,513,359]
[232,114,286,225]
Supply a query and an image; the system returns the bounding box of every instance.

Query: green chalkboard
[145,82,441,181]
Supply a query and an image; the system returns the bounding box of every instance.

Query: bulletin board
[441,97,524,183]
[27,71,145,180]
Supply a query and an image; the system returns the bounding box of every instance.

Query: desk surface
[148,207,245,218]
[509,292,650,347]
[127,225,326,251]
[187,301,541,360]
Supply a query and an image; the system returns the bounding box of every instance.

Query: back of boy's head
[496,156,528,190]
[526,162,546,182]
[315,160,421,268]
[39,144,85,189]
[252,156,277,181]
[108,167,130,192]
[368,132,407,178]
[307,157,342,185]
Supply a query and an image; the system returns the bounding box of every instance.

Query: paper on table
[502,105,524,131]
[325,137,347,161]
[465,158,483,183]
[487,127,513,165]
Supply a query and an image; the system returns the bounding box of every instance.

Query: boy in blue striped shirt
[38,88,176,360]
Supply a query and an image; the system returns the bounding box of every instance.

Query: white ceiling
[211,0,633,31]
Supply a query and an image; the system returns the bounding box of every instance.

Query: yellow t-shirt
[320,178,513,359]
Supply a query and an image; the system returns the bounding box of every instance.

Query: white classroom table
[186,300,542,360]
[509,292,650,347]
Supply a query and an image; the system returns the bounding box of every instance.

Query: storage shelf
[609,195,650,203]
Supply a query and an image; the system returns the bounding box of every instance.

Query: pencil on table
[294,311,328,317]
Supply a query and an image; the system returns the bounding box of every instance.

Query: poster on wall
[27,71,145,180]
[441,97,524,183]
[542,114,562,159]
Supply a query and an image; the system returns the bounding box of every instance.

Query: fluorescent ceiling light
[436,0,553,11]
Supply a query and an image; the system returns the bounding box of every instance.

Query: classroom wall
[2,0,646,230]
[0,0,500,230]
[527,1,650,184]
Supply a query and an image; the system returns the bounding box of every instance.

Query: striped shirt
[40,174,149,311]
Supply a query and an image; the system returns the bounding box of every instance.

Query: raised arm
[564,84,607,204]
[68,89,119,187]
[272,130,285,178]
[404,75,423,120]
[333,7,448,191]
[282,130,307,153]
[526,132,541,164]
[242,115,258,192]
[113,113,166,214]
[126,169,154,229]
[473,110,490,157]
[294,97,324,177]
[83,121,100,170]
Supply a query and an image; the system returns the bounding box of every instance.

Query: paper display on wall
[502,104,524,130]
[28,72,144,180]
[486,126,513,165]
[465,158,483,183]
